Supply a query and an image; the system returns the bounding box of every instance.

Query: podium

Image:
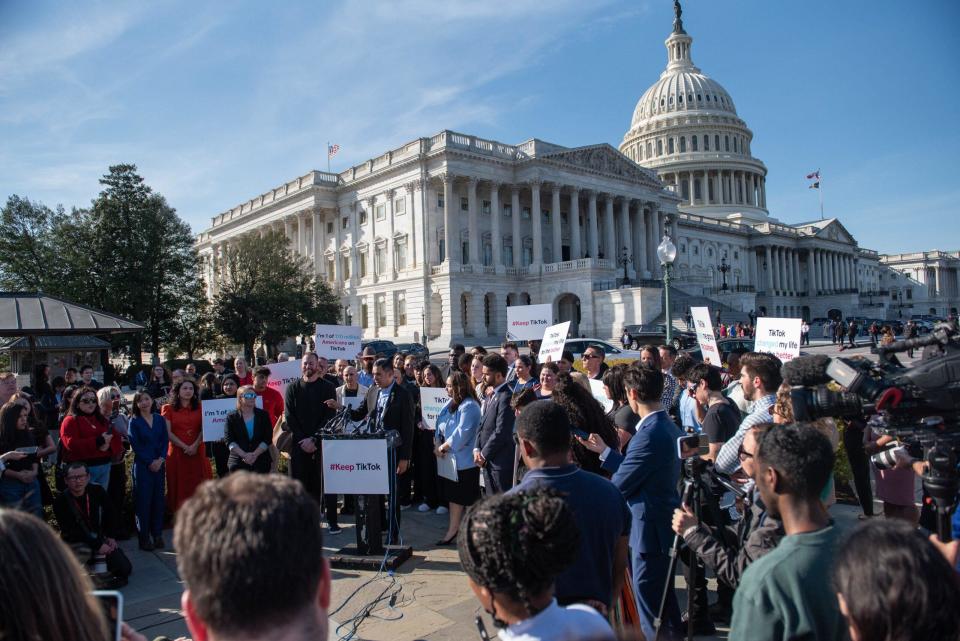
[319,432,413,570]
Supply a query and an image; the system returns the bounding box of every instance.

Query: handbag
[272,414,292,459]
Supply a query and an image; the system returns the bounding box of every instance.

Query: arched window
[668,138,675,154]
[733,137,738,153]
[657,139,663,155]
[725,135,730,152]
[714,135,720,150]
[679,137,686,152]
[691,136,698,151]
[646,142,652,157]
[704,135,709,151]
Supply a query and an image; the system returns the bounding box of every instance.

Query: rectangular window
[361,304,369,329]
[341,256,350,279]
[503,204,512,217]
[341,216,348,229]
[394,198,405,214]
[906,290,913,300]
[360,209,368,225]
[395,242,407,270]
[482,200,491,215]
[326,258,334,280]
[522,207,531,220]
[561,212,568,224]
[437,193,444,208]
[375,247,386,274]
[504,244,514,267]
[359,252,368,277]
[375,204,386,221]
[377,298,386,328]
[522,246,532,266]
[543,209,551,223]
[397,297,407,325]
[326,221,334,234]
[462,241,469,261]
[460,196,469,211]
[483,243,492,266]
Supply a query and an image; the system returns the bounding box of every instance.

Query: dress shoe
[153,535,165,549]
[139,538,155,552]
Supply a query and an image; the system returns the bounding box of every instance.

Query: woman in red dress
[161,379,211,514]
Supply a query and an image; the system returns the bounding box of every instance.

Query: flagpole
[327,141,331,173]
[818,168,824,220]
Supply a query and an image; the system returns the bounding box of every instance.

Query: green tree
[166,278,217,360]
[213,230,340,359]
[0,195,69,293]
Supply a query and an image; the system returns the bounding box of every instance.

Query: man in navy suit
[582,365,684,640]
[474,353,516,494]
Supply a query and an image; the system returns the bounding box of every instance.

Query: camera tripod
[654,456,713,641]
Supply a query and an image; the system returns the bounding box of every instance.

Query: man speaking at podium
[329,357,415,541]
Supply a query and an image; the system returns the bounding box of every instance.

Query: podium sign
[321,438,390,495]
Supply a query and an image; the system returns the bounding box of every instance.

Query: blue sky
[1,1,957,254]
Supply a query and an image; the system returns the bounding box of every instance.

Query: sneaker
[328,525,343,535]
[436,506,449,515]
[417,503,430,512]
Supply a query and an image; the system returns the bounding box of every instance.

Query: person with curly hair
[551,374,618,476]
[458,488,615,641]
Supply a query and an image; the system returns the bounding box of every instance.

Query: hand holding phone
[93,590,123,641]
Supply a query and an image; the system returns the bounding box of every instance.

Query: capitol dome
[620,2,769,223]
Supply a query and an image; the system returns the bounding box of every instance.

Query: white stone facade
[193,4,959,346]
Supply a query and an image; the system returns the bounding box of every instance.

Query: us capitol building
[195,4,959,345]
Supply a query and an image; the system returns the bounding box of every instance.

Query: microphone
[781,354,832,386]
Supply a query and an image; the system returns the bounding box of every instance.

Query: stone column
[762,245,772,292]
[283,217,293,249]
[817,249,825,293]
[687,173,694,206]
[793,250,801,294]
[619,197,633,278]
[406,181,419,269]
[333,209,342,285]
[511,187,522,268]
[569,189,582,260]
[807,249,816,295]
[603,195,616,260]
[386,190,396,278]
[635,204,648,278]
[530,180,543,267]
[647,206,659,276]
[442,175,456,264]
[467,178,479,265]
[490,182,502,270]
[587,191,599,259]
[350,204,360,285]
[367,198,378,283]
[551,185,562,264]
[312,210,323,276]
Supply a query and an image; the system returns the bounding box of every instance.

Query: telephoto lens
[871,444,908,471]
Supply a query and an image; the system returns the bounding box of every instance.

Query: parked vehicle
[565,339,644,362]
[393,342,430,358]
[621,324,697,351]
[682,338,755,363]
[360,339,399,360]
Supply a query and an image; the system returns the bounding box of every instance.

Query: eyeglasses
[79,397,97,404]
[66,474,88,481]
[582,354,599,359]
[241,392,257,399]
[738,446,754,461]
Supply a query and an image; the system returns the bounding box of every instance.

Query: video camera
[782,319,960,539]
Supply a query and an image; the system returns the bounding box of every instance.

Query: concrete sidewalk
[117,497,870,640]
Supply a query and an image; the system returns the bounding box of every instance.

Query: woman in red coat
[60,386,122,490]
[161,379,211,514]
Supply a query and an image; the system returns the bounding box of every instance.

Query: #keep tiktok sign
[506,304,552,341]
[321,438,390,495]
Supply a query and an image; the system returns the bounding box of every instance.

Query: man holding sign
[283,353,339,532]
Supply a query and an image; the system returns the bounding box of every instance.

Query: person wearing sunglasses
[224,385,272,475]
[581,346,608,381]
[60,387,119,490]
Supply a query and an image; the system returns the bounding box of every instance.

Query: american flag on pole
[327,143,340,158]
[805,170,820,180]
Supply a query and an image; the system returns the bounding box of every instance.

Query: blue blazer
[602,410,682,555]
[436,398,481,470]
[476,383,515,468]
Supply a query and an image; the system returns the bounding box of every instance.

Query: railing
[706,285,756,294]
[505,266,529,276]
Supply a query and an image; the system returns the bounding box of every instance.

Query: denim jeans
[0,477,42,518]
[87,463,111,490]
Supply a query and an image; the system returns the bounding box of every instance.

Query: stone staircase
[651,285,753,330]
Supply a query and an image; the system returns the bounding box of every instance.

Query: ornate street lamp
[718,252,731,291]
[657,232,678,344]
[618,246,632,288]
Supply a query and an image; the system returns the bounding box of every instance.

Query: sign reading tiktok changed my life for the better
[314,324,363,360]
[754,317,802,362]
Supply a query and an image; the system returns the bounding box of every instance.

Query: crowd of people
[2,331,960,641]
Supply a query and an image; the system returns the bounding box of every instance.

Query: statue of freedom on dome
[673,0,686,34]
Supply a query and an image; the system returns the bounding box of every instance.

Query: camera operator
[53,462,132,588]
[729,423,845,641]
[672,425,783,616]
[715,352,781,476]
[689,363,740,462]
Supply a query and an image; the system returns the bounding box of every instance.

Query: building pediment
[793,218,857,246]
[540,145,662,188]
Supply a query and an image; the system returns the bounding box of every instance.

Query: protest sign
[314,324,362,360]
[201,396,262,441]
[538,321,571,363]
[690,306,721,365]
[321,439,390,495]
[589,379,614,413]
[419,388,451,431]
[754,317,802,362]
[506,304,552,341]
[266,358,301,398]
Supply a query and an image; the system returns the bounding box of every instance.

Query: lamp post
[618,246,632,288]
[718,252,730,291]
[657,232,678,345]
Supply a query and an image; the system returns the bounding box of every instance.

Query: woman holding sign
[434,371,482,545]
[224,385,272,474]
[162,379,211,513]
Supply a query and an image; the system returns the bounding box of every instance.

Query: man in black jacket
[53,462,132,588]
[334,357,415,540]
[474,353,516,494]
[284,353,339,531]
[671,424,783,621]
